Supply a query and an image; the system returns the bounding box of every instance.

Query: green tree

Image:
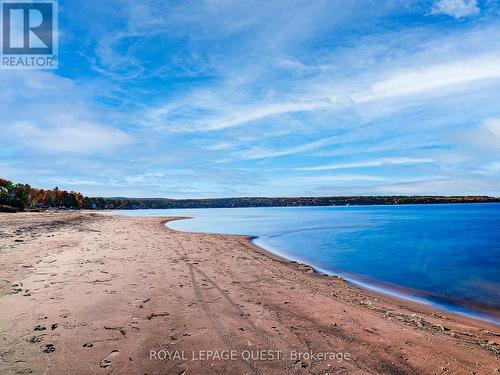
[11,183,32,209]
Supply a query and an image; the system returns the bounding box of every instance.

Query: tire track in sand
[172,234,301,375]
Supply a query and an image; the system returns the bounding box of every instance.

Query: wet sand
[0,212,498,374]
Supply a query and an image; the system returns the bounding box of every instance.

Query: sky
[1,0,500,198]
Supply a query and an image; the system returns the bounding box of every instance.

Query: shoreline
[161,216,500,332]
[165,215,500,334]
[162,216,500,327]
[250,236,500,326]
[1,212,499,374]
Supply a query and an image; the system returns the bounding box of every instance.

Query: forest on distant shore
[1,177,499,212]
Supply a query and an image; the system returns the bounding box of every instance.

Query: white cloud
[205,141,236,151]
[361,56,500,101]
[481,161,500,173]
[279,174,387,185]
[431,0,480,19]
[146,99,331,132]
[235,136,342,160]
[296,157,434,171]
[0,70,134,156]
[8,120,131,154]
[458,118,500,151]
[203,101,329,131]
[483,118,500,138]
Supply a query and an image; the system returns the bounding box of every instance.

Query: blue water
[110,203,500,324]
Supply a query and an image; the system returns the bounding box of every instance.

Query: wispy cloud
[431,0,480,19]
[233,136,344,160]
[361,55,500,101]
[144,54,500,133]
[481,162,500,173]
[296,158,434,171]
[146,99,332,132]
[279,174,388,185]
[456,117,500,151]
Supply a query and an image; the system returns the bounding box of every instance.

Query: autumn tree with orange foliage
[0,178,84,211]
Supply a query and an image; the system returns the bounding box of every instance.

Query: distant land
[1,178,499,212]
[87,195,500,209]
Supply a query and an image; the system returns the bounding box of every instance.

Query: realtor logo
[1,0,58,69]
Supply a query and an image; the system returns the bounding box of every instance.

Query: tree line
[0,178,182,211]
[0,178,161,211]
[1,177,499,213]
[0,178,84,212]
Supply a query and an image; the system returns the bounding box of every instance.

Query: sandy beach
[0,212,498,375]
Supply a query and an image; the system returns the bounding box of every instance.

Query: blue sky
[1,0,500,198]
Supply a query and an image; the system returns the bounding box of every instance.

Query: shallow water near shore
[110,203,500,324]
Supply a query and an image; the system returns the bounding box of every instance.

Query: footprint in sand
[43,344,55,353]
[99,350,120,368]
